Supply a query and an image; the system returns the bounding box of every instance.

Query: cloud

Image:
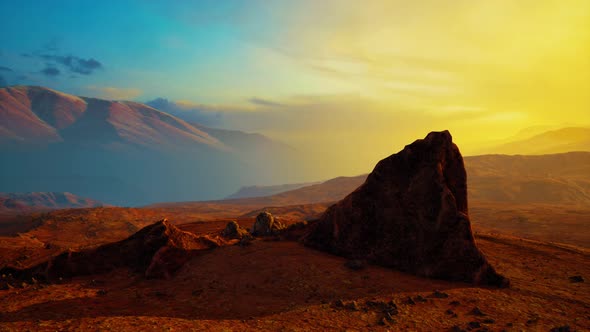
[248,97,285,108]
[0,66,13,72]
[84,86,142,100]
[40,66,60,77]
[40,54,103,75]
[146,98,223,127]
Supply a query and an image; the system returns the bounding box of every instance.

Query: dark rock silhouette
[302,131,508,286]
[1,219,223,281]
[251,211,285,236]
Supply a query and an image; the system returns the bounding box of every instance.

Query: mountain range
[481,127,590,155]
[1,85,589,207]
[217,152,590,207]
[0,192,103,215]
[0,86,303,205]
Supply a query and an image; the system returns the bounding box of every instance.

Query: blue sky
[1,0,589,175]
[0,1,259,102]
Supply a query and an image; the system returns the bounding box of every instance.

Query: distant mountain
[211,152,590,207]
[486,127,590,155]
[0,86,224,149]
[0,192,104,215]
[0,86,304,205]
[224,181,320,200]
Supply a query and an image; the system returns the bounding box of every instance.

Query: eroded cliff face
[303,131,508,286]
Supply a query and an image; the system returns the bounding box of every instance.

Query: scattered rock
[569,275,584,283]
[468,321,481,329]
[432,290,449,298]
[383,312,395,323]
[302,131,508,286]
[414,295,427,303]
[0,219,225,282]
[251,212,285,236]
[405,296,416,305]
[365,299,398,316]
[449,325,466,332]
[333,299,345,308]
[345,300,360,311]
[550,326,571,332]
[469,307,487,316]
[345,259,365,270]
[221,220,249,239]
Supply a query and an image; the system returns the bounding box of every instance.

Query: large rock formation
[302,131,508,286]
[2,219,223,281]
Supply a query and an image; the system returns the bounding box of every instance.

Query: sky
[1,0,589,176]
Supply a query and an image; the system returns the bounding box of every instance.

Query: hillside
[0,133,588,331]
[0,86,223,150]
[0,86,304,205]
[224,181,321,200]
[0,192,103,214]
[205,151,590,207]
[488,127,590,155]
[0,212,588,331]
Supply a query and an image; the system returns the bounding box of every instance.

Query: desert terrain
[0,133,589,331]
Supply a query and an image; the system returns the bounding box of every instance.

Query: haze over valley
[0,1,589,331]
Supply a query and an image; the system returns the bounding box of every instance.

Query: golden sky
[211,0,590,176]
[3,0,589,178]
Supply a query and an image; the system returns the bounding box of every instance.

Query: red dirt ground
[0,215,589,331]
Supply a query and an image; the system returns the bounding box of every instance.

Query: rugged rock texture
[302,131,508,286]
[2,219,223,280]
[251,211,285,236]
[221,220,250,240]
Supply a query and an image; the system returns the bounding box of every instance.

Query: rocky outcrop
[302,131,508,286]
[2,219,223,281]
[251,211,285,236]
[221,220,250,240]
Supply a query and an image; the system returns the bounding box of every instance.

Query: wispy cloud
[40,66,60,77]
[40,54,103,75]
[248,97,285,108]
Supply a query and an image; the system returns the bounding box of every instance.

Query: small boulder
[221,221,249,239]
[469,307,487,316]
[251,212,285,236]
[568,275,584,283]
[432,290,449,298]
